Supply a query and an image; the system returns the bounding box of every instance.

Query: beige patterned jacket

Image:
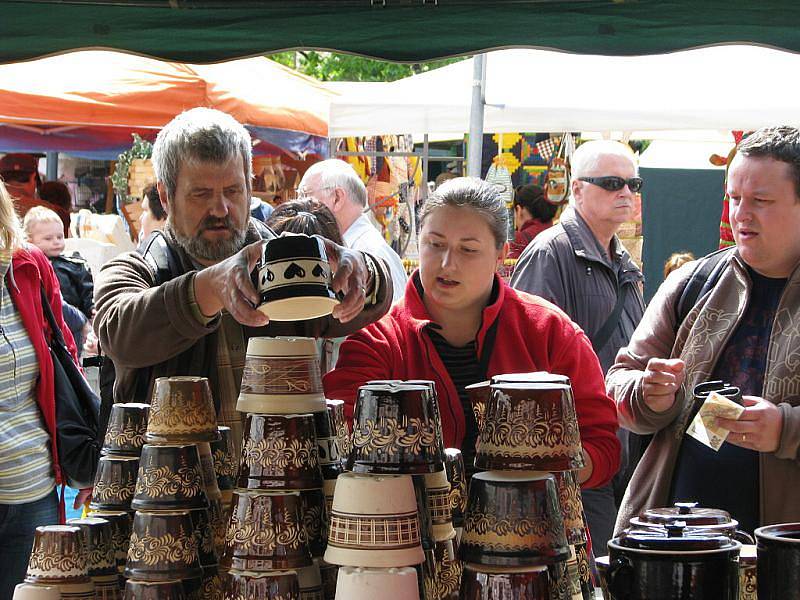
[607,250,800,534]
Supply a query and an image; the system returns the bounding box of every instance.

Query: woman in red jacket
[0,179,79,597]
[324,177,620,488]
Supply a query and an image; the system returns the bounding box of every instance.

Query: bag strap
[478,315,501,379]
[674,247,733,325]
[39,284,66,349]
[590,276,627,353]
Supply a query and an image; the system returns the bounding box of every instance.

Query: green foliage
[269,51,466,82]
[110,134,153,201]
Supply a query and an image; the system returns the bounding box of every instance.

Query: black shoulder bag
[40,285,101,489]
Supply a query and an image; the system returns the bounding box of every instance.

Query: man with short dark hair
[94,108,393,448]
[608,126,800,534]
[510,140,644,551]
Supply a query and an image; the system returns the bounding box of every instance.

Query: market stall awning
[0,51,333,158]
[3,1,800,63]
[329,46,800,137]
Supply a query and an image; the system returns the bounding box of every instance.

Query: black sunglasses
[578,176,643,193]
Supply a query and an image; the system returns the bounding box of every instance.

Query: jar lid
[638,502,733,526]
[615,522,737,552]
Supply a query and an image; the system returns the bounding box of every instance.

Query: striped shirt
[0,278,55,503]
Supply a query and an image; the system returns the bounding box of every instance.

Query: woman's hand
[718,396,784,453]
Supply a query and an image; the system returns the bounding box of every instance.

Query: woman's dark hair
[39,180,72,210]
[143,183,167,221]
[267,199,343,245]
[513,184,557,223]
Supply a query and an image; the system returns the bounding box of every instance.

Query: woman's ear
[499,241,509,264]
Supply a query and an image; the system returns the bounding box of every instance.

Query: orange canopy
[0,51,334,157]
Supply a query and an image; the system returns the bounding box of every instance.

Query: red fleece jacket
[323,272,620,489]
[7,245,79,494]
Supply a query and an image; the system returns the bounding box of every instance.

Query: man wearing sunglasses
[511,140,645,551]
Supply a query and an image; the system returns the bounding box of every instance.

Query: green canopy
[4,0,800,64]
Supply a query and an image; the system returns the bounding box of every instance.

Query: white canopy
[328,46,800,138]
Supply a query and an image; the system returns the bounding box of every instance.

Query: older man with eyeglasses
[510,140,645,552]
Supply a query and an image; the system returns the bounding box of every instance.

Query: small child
[24,206,94,350]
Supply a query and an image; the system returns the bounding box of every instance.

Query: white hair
[303,159,367,208]
[570,140,638,203]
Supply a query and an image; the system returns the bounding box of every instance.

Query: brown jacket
[607,250,800,533]
[93,221,393,405]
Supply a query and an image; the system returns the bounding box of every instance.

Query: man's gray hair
[303,159,368,208]
[420,177,508,249]
[570,140,637,203]
[152,107,253,201]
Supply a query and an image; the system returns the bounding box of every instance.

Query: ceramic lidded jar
[324,472,424,568]
[102,402,149,456]
[475,381,584,472]
[459,471,569,568]
[132,444,207,511]
[253,232,340,321]
[237,336,327,414]
[348,382,444,475]
[237,413,323,491]
[147,377,218,444]
[632,501,751,542]
[755,522,800,600]
[221,489,311,572]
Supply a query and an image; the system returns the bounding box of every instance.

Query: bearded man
[93,108,393,444]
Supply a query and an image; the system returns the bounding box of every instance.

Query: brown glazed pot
[298,561,324,600]
[26,525,90,584]
[222,568,300,599]
[102,403,149,457]
[221,490,311,572]
[90,456,139,511]
[424,469,456,543]
[238,413,323,491]
[459,471,569,568]
[552,471,587,546]
[464,381,490,432]
[210,426,237,491]
[189,508,218,568]
[460,564,551,600]
[301,488,329,558]
[90,511,133,574]
[132,444,208,511]
[434,537,462,600]
[547,544,594,600]
[66,517,117,578]
[348,382,444,475]
[316,558,338,600]
[199,565,223,600]
[124,510,202,582]
[327,399,350,460]
[123,580,186,600]
[444,448,467,529]
[313,407,341,468]
[756,522,800,600]
[475,382,584,472]
[196,442,222,502]
[147,376,218,444]
[400,379,446,462]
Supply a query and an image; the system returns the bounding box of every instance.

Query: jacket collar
[561,206,637,271]
[397,270,507,354]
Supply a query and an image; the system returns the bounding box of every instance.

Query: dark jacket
[93,219,393,405]
[508,218,553,259]
[510,207,644,373]
[51,253,94,319]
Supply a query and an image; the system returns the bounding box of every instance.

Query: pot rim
[755,523,800,544]
[608,539,741,556]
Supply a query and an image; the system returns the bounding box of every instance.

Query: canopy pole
[422,134,430,199]
[45,151,58,181]
[467,53,487,178]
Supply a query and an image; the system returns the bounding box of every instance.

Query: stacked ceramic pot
[125,376,221,599]
[90,402,148,589]
[210,426,237,552]
[325,381,446,600]
[67,517,121,599]
[223,336,329,599]
[24,524,96,599]
[459,371,589,600]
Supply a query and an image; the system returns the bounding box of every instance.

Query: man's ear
[156,181,170,216]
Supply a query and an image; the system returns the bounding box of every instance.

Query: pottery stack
[67,517,122,599]
[125,376,221,599]
[458,371,590,600]
[223,336,330,599]
[24,525,95,599]
[324,380,447,600]
[90,402,149,588]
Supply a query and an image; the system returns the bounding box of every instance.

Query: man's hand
[194,240,268,328]
[718,396,784,453]
[74,488,92,510]
[642,358,686,413]
[319,237,370,324]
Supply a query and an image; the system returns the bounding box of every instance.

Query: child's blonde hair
[23,205,63,238]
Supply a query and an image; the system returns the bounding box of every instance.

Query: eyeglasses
[578,176,643,193]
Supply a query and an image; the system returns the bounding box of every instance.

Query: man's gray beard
[167,218,247,263]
